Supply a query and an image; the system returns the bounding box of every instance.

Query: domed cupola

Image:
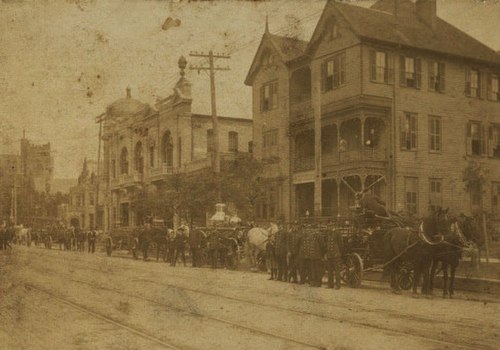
[106,87,150,120]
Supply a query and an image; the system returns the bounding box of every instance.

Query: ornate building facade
[99,57,252,231]
[246,0,500,222]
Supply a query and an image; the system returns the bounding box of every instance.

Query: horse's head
[431,207,451,236]
[268,223,279,235]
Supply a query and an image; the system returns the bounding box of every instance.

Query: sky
[0,0,499,179]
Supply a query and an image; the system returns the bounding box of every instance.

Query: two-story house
[246,0,500,222]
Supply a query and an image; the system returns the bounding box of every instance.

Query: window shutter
[439,62,446,92]
[488,126,494,157]
[370,49,376,81]
[260,86,264,111]
[400,114,406,149]
[399,56,406,86]
[466,122,472,155]
[482,124,487,155]
[465,68,471,96]
[487,73,492,100]
[340,54,346,85]
[272,82,278,109]
[387,53,394,83]
[479,72,486,99]
[428,60,434,90]
[415,58,422,89]
[321,62,326,92]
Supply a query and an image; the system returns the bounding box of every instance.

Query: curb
[363,270,500,295]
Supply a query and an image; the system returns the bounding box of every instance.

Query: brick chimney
[416,0,437,30]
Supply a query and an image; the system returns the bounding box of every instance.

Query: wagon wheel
[398,263,413,291]
[257,251,267,272]
[341,253,364,288]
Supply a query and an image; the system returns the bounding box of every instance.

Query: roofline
[191,113,253,123]
[361,36,500,68]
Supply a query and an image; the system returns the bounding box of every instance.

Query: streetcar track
[25,283,183,350]
[25,254,487,350]
[24,271,325,349]
[19,247,496,350]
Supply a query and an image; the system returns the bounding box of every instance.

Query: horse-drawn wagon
[332,209,414,289]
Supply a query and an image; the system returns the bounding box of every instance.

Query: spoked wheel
[257,251,267,272]
[341,253,364,288]
[398,262,414,290]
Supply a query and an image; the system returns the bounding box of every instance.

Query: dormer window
[327,18,340,41]
[263,52,275,67]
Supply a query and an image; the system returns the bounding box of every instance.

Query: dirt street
[1,246,498,350]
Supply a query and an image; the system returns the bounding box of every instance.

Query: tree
[221,156,266,221]
[462,160,490,262]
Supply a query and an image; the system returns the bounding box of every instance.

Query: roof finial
[265,15,269,34]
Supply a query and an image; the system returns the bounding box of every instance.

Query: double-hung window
[323,52,346,91]
[401,113,418,151]
[400,56,421,88]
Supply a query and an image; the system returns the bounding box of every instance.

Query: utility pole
[188,51,230,175]
[95,113,105,230]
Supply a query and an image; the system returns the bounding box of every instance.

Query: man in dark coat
[307,227,325,287]
[324,227,344,289]
[141,222,153,261]
[173,226,187,266]
[189,226,204,267]
[356,192,389,217]
[274,223,288,282]
[286,223,301,283]
[88,228,97,254]
[208,228,221,269]
[297,224,311,285]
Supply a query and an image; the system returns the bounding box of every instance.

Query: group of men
[133,219,240,269]
[0,220,15,250]
[30,225,98,253]
[267,222,345,289]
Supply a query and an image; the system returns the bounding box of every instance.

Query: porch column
[313,64,322,217]
[336,176,341,218]
[360,113,366,154]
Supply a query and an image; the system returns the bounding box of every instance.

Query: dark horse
[429,219,476,298]
[384,207,451,295]
[151,227,168,262]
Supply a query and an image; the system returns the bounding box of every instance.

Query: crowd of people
[131,219,243,270]
[266,222,345,289]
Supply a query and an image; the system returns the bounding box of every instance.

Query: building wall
[102,85,253,229]
[358,40,500,216]
[251,41,292,222]
[20,139,54,193]
[0,155,21,218]
[250,9,500,221]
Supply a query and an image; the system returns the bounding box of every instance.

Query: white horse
[246,223,278,272]
[15,225,31,246]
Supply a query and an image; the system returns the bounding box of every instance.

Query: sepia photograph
[1,0,499,349]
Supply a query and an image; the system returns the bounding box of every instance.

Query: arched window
[134,141,143,174]
[161,131,173,166]
[120,147,129,175]
[228,131,238,152]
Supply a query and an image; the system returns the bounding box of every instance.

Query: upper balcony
[149,164,174,182]
[110,172,143,189]
[289,66,312,124]
[290,99,313,124]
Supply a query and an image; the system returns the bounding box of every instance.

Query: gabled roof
[267,34,308,62]
[244,30,308,86]
[331,0,500,66]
